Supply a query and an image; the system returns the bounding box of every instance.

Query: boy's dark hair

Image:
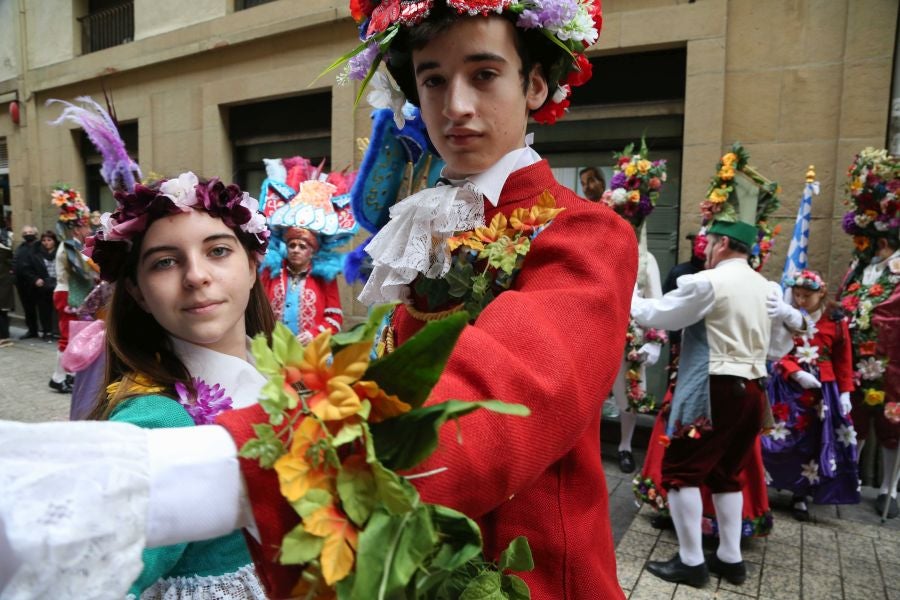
[707,233,751,256]
[385,5,566,112]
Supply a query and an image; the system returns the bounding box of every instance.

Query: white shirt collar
[169,337,266,409]
[439,133,541,206]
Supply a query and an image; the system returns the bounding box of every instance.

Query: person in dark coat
[19,231,60,340]
[12,225,40,339]
[0,220,14,343]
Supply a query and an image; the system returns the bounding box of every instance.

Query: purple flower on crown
[518,0,578,31]
[610,171,627,190]
[175,377,233,425]
[842,210,861,235]
[347,41,379,81]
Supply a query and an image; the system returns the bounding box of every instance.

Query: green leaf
[337,457,377,527]
[445,260,476,298]
[291,488,332,519]
[350,505,437,600]
[363,311,469,410]
[372,400,530,471]
[280,523,324,565]
[460,571,504,600]
[498,537,534,573]
[413,504,484,596]
[251,332,280,376]
[238,423,285,468]
[332,422,364,447]
[371,459,418,514]
[500,574,531,600]
[331,303,397,352]
[470,273,490,300]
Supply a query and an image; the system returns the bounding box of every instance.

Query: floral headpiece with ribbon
[601,138,667,228]
[51,185,90,231]
[840,147,900,258]
[85,171,269,281]
[334,0,602,125]
[700,142,781,272]
[785,269,824,291]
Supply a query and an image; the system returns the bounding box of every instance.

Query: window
[81,122,138,212]
[235,0,278,10]
[78,0,134,54]
[229,92,332,199]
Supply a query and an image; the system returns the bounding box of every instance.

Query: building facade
[1,1,897,391]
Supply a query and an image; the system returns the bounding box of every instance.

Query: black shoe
[42,332,54,341]
[791,496,810,522]
[650,514,674,530]
[618,450,636,473]
[65,374,74,386]
[705,552,747,585]
[18,332,38,340]
[48,379,72,394]
[646,554,709,587]
[876,494,899,519]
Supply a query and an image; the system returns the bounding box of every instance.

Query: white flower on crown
[553,2,599,45]
[611,188,628,206]
[239,192,267,236]
[367,71,413,130]
[552,84,571,104]
[160,171,200,211]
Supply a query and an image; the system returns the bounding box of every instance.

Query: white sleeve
[766,281,802,360]
[631,273,715,331]
[644,253,663,300]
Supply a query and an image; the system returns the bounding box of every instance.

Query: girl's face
[41,236,55,251]
[127,210,257,359]
[792,286,826,313]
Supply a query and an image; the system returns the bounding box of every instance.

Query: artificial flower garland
[840,147,900,260]
[51,185,90,227]
[622,321,667,413]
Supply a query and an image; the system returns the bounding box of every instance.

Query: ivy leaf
[280,523,325,565]
[372,400,530,471]
[470,273,490,300]
[459,571,504,600]
[500,574,531,600]
[337,454,377,527]
[238,423,284,468]
[363,311,469,410]
[446,260,476,298]
[498,537,533,573]
[350,505,437,599]
[331,303,397,353]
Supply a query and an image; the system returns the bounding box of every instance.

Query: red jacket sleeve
[833,317,855,393]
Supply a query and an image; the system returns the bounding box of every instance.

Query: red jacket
[778,312,854,393]
[218,160,636,599]
[259,266,343,338]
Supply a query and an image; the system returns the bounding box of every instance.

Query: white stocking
[51,351,67,384]
[612,360,635,452]
[881,446,899,498]
[712,491,743,563]
[667,487,704,566]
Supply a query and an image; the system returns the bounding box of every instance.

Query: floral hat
[784,269,824,291]
[601,138,667,228]
[51,185,90,231]
[700,142,781,271]
[840,147,900,257]
[85,172,270,282]
[335,0,602,125]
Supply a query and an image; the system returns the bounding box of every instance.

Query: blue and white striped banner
[781,180,819,289]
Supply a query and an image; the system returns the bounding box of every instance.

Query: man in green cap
[630,145,804,587]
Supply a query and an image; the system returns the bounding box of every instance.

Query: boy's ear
[526,64,549,111]
[124,278,150,313]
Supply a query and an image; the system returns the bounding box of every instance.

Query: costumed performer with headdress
[0,2,637,598]
[632,143,804,587]
[762,268,859,521]
[837,147,900,519]
[49,185,97,393]
[600,139,668,474]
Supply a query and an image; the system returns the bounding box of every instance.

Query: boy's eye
[474,70,498,81]
[421,75,445,88]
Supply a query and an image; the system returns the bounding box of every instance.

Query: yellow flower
[721,152,737,166]
[473,213,511,244]
[637,159,652,174]
[708,187,729,204]
[864,389,885,406]
[627,190,641,203]
[718,166,735,181]
[850,177,863,193]
[624,163,637,177]
[299,332,371,421]
[447,231,483,252]
[508,190,564,232]
[853,236,870,252]
[273,417,333,502]
[304,502,359,585]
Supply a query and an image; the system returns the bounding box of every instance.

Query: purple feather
[46,96,142,193]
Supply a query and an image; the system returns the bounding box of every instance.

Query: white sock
[668,487,704,566]
[51,351,67,384]
[712,491,743,564]
[619,410,636,453]
[881,447,900,498]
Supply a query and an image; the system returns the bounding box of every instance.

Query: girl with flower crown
[761,269,860,521]
[82,172,271,598]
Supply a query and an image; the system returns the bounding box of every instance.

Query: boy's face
[412,16,548,178]
[580,169,604,201]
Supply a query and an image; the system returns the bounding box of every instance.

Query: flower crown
[785,269,824,291]
[601,138,667,227]
[51,185,90,228]
[85,171,270,281]
[336,0,602,125]
[840,147,900,254]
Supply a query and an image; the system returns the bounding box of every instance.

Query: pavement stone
[0,325,70,422]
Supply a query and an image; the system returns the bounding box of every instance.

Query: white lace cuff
[0,419,150,600]
[358,183,484,306]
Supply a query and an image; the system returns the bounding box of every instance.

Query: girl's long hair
[87,229,275,420]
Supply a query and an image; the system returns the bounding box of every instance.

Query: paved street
[2,324,899,598]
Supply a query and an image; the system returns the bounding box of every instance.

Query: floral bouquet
[413,191,564,320]
[240,308,534,599]
[51,185,90,227]
[601,138,667,227]
[840,147,900,259]
[622,323,667,413]
[700,143,781,272]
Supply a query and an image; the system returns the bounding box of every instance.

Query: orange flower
[472,213,511,244]
[853,236,870,251]
[847,282,860,292]
[508,190,564,233]
[353,380,411,423]
[305,503,360,585]
[274,417,334,502]
[870,283,885,297]
[721,152,738,166]
[447,231,483,252]
[718,166,735,181]
[299,332,371,421]
[859,341,878,356]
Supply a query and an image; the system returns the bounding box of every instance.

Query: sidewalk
[602,445,900,599]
